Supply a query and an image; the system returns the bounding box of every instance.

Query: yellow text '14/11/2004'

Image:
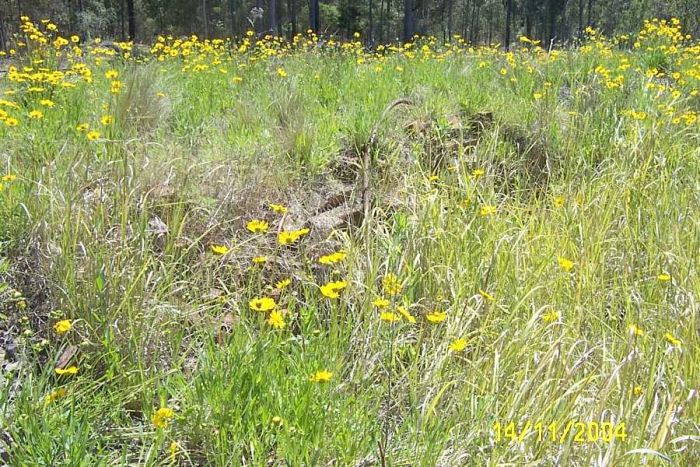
[492,421,627,444]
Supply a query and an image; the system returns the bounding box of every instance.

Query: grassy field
[0,16,698,465]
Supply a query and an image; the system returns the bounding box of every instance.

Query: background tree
[0,9,7,52]
[368,0,374,44]
[403,0,414,42]
[503,0,512,48]
[270,0,278,33]
[0,0,697,47]
[309,0,319,32]
[127,0,135,39]
[288,0,297,36]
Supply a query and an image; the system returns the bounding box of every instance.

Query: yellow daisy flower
[249,297,276,312]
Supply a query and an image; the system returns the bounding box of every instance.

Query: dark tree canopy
[1,0,697,47]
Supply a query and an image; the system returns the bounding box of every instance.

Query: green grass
[0,18,698,465]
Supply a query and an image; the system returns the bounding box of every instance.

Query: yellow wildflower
[271,416,283,427]
[152,407,174,429]
[246,219,269,233]
[53,319,72,334]
[249,297,276,312]
[269,203,288,214]
[277,228,309,245]
[379,312,400,323]
[381,273,402,296]
[372,297,390,308]
[55,366,79,376]
[479,205,496,216]
[448,338,467,352]
[426,311,447,324]
[542,310,559,323]
[320,280,348,299]
[664,332,681,347]
[211,244,230,255]
[396,305,416,323]
[275,278,292,289]
[310,370,333,383]
[44,387,67,404]
[557,256,574,272]
[319,251,346,265]
[267,310,285,329]
[479,289,495,302]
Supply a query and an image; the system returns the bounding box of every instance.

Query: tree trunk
[526,12,532,37]
[308,0,313,32]
[229,0,236,38]
[0,13,6,52]
[402,0,414,42]
[255,0,263,32]
[309,0,319,32]
[439,0,446,41]
[67,0,74,34]
[577,0,583,35]
[202,0,209,39]
[270,0,278,34]
[369,0,374,45]
[313,0,320,32]
[288,0,297,37]
[504,0,512,49]
[548,9,556,46]
[387,0,391,40]
[487,5,493,44]
[561,1,569,42]
[127,0,135,40]
[378,0,385,43]
[120,0,126,40]
[462,0,470,38]
[587,0,593,26]
[447,0,453,38]
[469,2,476,42]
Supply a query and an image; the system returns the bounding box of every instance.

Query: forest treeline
[1,0,698,48]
